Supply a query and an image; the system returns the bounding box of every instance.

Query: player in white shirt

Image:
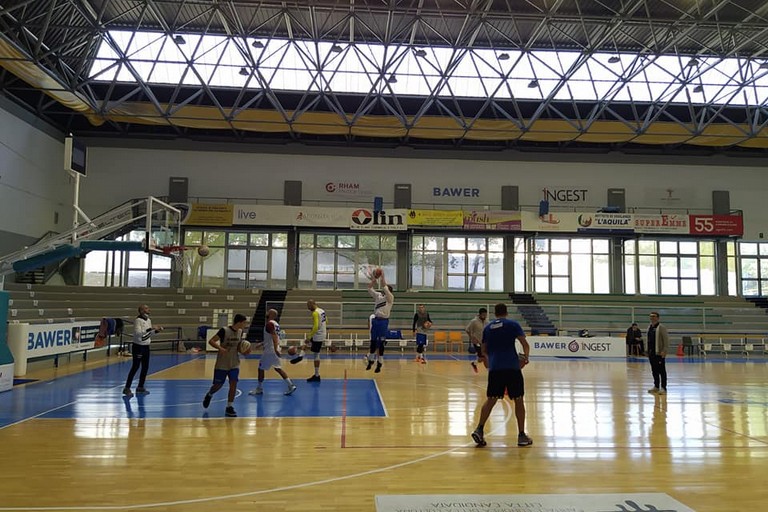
[365,271,394,373]
[123,304,163,397]
[249,309,297,396]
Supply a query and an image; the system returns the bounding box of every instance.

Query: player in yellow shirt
[304,299,327,383]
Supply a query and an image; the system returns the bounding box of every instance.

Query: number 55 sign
[689,215,743,236]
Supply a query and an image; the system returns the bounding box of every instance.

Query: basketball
[287,346,297,356]
[372,267,383,278]
[198,244,210,257]
[423,321,432,329]
[238,340,251,354]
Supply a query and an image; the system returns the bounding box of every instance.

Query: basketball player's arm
[271,330,280,355]
[307,310,320,341]
[517,335,530,368]
[381,276,394,302]
[208,328,227,354]
[412,313,418,332]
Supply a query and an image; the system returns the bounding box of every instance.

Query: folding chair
[448,331,464,352]
[432,331,448,353]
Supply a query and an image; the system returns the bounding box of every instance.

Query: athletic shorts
[487,369,524,399]
[213,368,240,384]
[309,341,323,353]
[259,351,282,371]
[370,317,389,346]
[416,333,428,346]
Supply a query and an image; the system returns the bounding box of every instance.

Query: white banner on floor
[376,494,696,512]
[528,336,625,358]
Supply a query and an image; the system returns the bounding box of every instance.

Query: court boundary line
[341,368,348,448]
[0,401,514,512]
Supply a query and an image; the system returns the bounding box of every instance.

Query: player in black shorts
[471,303,533,448]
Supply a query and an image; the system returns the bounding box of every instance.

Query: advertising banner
[575,213,634,234]
[463,210,522,231]
[182,203,233,226]
[0,363,12,392]
[349,209,408,231]
[633,214,689,234]
[22,322,100,358]
[323,181,373,199]
[529,336,625,358]
[233,205,349,227]
[407,209,463,227]
[689,215,743,236]
[520,211,581,232]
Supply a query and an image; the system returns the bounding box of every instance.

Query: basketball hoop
[161,245,187,271]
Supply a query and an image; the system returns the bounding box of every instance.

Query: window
[411,235,504,291]
[532,237,610,294]
[299,233,397,289]
[624,239,716,295]
[738,242,768,296]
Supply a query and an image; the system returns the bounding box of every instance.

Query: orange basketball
[287,346,298,356]
[372,268,383,278]
[423,321,432,329]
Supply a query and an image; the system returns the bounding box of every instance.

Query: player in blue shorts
[202,314,249,417]
[365,270,394,373]
[471,303,533,447]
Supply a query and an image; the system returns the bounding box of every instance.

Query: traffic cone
[676,343,684,357]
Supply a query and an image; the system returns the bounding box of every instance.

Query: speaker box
[607,188,626,213]
[712,190,730,215]
[501,186,519,210]
[168,177,189,203]
[394,184,411,209]
[284,180,303,206]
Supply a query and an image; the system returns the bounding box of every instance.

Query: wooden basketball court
[1,352,766,511]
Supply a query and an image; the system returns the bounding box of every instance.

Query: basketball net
[162,246,188,273]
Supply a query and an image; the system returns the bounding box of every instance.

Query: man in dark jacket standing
[647,312,669,395]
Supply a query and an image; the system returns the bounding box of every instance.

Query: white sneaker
[284,384,297,396]
[248,388,263,395]
[657,388,667,395]
[647,387,659,394]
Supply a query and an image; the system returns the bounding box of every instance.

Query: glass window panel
[659,241,677,254]
[448,253,466,273]
[680,279,698,295]
[571,254,592,292]
[468,275,486,291]
[534,254,549,275]
[299,233,314,248]
[551,239,569,253]
[227,272,247,288]
[624,239,636,255]
[571,239,591,254]
[249,250,268,272]
[727,256,737,296]
[551,277,569,293]
[359,235,380,250]
[250,233,269,246]
[467,253,486,275]
[593,255,610,293]
[272,233,288,248]
[129,251,149,268]
[298,250,314,284]
[679,241,697,254]
[551,255,569,276]
[489,253,504,291]
[337,250,357,273]
[699,241,714,256]
[624,255,637,295]
[337,235,356,249]
[762,280,768,294]
[514,253,527,292]
[381,236,397,250]
[271,249,287,286]
[680,257,698,278]
[660,257,678,277]
[152,254,171,270]
[534,276,549,293]
[534,239,548,252]
[381,261,397,287]
[127,270,148,287]
[336,272,355,289]
[467,238,486,251]
[424,236,443,251]
[249,273,268,289]
[740,242,758,256]
[488,237,504,252]
[592,239,609,254]
[412,236,424,251]
[448,275,466,290]
[83,252,108,286]
[742,280,759,296]
[638,241,657,254]
[660,279,678,295]
[228,249,247,270]
[760,243,768,256]
[639,256,658,294]
[228,233,248,246]
[317,235,335,248]
[184,231,203,245]
[201,248,225,286]
[316,250,335,274]
[760,259,768,279]
[699,257,716,295]
[741,258,758,279]
[205,231,225,247]
[447,238,466,250]
[727,241,735,256]
[316,273,335,289]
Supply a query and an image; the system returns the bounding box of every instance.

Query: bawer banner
[407,210,463,227]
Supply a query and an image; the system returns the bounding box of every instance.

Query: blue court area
[0,354,385,427]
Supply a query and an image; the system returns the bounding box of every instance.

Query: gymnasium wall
[0,105,72,254]
[82,144,768,239]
